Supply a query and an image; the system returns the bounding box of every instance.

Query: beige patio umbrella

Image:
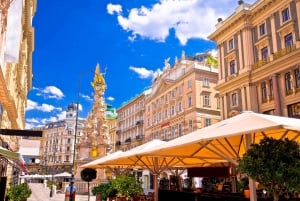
[138,111,300,201]
[81,139,215,201]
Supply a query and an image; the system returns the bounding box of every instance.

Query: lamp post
[49,142,56,197]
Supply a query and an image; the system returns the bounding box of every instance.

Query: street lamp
[49,142,56,197]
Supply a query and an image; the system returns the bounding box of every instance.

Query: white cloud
[107,3,122,15]
[80,93,93,102]
[107,0,255,45]
[26,99,62,112]
[129,66,154,79]
[107,96,115,101]
[34,86,64,100]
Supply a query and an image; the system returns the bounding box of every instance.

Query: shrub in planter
[111,175,143,201]
[6,183,32,201]
[92,181,117,200]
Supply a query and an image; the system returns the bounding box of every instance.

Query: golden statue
[91,63,106,91]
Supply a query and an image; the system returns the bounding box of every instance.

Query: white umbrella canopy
[141,111,300,166]
[54,172,72,178]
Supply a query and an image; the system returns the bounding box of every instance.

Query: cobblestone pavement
[27,183,96,201]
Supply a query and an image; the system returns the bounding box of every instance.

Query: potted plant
[238,137,300,201]
[240,176,250,198]
[92,181,117,201]
[6,183,32,201]
[111,174,143,201]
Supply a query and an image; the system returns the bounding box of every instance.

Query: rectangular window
[261,47,268,59]
[232,93,237,106]
[205,119,211,127]
[164,109,168,118]
[285,33,293,47]
[282,8,290,23]
[203,95,210,106]
[178,124,182,136]
[188,120,193,132]
[295,68,300,88]
[228,38,234,50]
[188,96,192,107]
[287,102,300,119]
[269,79,274,98]
[164,129,168,141]
[230,60,236,75]
[259,23,266,36]
[217,97,220,109]
[171,90,176,98]
[261,82,267,101]
[171,105,175,116]
[165,94,168,102]
[171,126,176,138]
[203,78,209,87]
[187,80,192,88]
[285,72,292,94]
[178,101,182,112]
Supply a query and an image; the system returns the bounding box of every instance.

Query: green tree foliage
[205,55,218,67]
[6,183,32,201]
[111,174,143,200]
[81,168,97,182]
[92,181,117,200]
[238,137,300,201]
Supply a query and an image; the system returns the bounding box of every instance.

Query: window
[171,126,176,138]
[164,109,168,118]
[230,60,236,75]
[228,38,234,50]
[269,79,274,98]
[259,23,266,36]
[205,119,211,127]
[165,94,168,102]
[232,93,238,106]
[282,8,290,23]
[178,86,183,94]
[148,105,150,112]
[285,72,292,94]
[187,80,192,88]
[261,82,267,101]
[203,78,209,87]
[261,47,268,59]
[171,90,176,98]
[164,129,168,141]
[295,68,300,89]
[287,102,300,119]
[171,105,175,116]
[284,33,293,47]
[178,101,182,112]
[188,96,192,107]
[203,95,210,106]
[216,97,220,109]
[178,124,182,136]
[188,120,193,132]
[158,112,161,122]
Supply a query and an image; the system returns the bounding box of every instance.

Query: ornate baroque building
[144,52,220,141]
[0,0,36,183]
[208,0,300,119]
[41,103,85,175]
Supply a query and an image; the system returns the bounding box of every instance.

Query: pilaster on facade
[209,0,300,119]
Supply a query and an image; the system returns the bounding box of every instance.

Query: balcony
[252,57,270,70]
[125,138,131,144]
[273,44,296,60]
[136,135,144,141]
[136,120,144,125]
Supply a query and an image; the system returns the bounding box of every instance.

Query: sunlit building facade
[209,0,300,119]
[144,52,221,141]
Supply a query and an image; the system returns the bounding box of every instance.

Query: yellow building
[209,0,300,119]
[0,0,36,184]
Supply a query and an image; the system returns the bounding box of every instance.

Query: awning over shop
[0,147,28,173]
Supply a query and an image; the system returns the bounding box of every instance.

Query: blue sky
[25,0,255,128]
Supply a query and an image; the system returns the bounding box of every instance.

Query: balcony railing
[252,57,270,70]
[273,44,296,60]
[136,135,144,140]
[125,138,131,144]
